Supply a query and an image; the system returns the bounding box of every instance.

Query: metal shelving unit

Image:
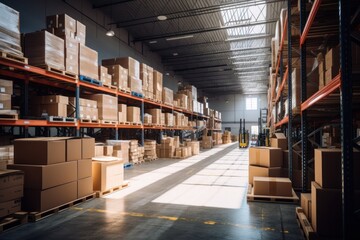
[0,57,210,144]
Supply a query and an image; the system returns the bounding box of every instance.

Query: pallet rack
[0,57,220,145]
[268,0,358,238]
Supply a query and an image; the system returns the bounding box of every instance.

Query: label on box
[0,88,4,93]
[0,103,3,109]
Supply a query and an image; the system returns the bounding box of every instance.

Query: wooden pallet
[64,71,77,79]
[0,51,28,64]
[0,212,28,233]
[130,122,142,126]
[28,193,96,222]
[0,110,18,120]
[296,207,317,240]
[145,157,158,162]
[38,65,66,75]
[48,116,77,123]
[119,121,131,125]
[80,119,100,123]
[103,84,117,90]
[100,120,118,125]
[246,184,299,203]
[119,87,131,93]
[143,123,153,126]
[95,181,129,198]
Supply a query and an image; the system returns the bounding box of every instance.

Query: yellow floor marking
[158,216,178,221]
[204,221,216,225]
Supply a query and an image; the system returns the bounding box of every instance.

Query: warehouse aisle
[1,143,303,240]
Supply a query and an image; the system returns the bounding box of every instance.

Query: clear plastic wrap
[79,44,98,79]
[24,31,65,70]
[0,3,22,56]
[129,76,143,94]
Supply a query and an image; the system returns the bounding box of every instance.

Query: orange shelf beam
[301,74,341,111]
[275,67,289,102]
[300,0,321,46]
[275,116,289,128]
[0,119,76,127]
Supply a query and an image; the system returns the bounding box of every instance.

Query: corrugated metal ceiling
[91,0,286,95]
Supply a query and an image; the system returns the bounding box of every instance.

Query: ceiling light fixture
[149,40,157,44]
[157,15,167,21]
[166,72,170,76]
[173,53,178,56]
[106,29,115,37]
[166,35,194,41]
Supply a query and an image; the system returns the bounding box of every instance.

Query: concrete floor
[1,143,304,240]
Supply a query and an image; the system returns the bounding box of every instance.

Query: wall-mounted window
[246,97,257,110]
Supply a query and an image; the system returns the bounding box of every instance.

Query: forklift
[239,118,249,148]
[257,108,270,146]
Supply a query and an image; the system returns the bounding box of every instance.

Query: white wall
[2,0,184,92]
[208,93,267,135]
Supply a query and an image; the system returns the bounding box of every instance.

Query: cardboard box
[92,160,124,192]
[23,181,77,212]
[14,138,66,165]
[46,15,58,29]
[78,159,92,179]
[0,185,23,202]
[145,109,161,125]
[270,133,287,150]
[77,177,93,198]
[34,103,67,117]
[66,138,81,162]
[301,193,312,221]
[311,181,342,237]
[57,14,76,35]
[118,104,127,122]
[325,45,340,71]
[0,199,21,218]
[106,65,128,89]
[324,66,338,85]
[102,57,140,79]
[0,79,13,95]
[88,94,118,121]
[0,93,11,110]
[0,169,24,189]
[128,76,142,93]
[104,146,113,156]
[8,161,77,190]
[162,87,173,105]
[82,138,95,159]
[75,20,86,45]
[99,66,111,86]
[94,145,104,157]
[24,30,65,70]
[79,44,98,80]
[253,177,292,197]
[248,166,282,185]
[127,106,141,123]
[249,147,282,167]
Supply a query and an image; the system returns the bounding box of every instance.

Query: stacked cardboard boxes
[106,140,130,164]
[222,131,231,144]
[105,65,128,90]
[248,147,283,185]
[8,137,94,211]
[213,132,223,145]
[202,135,213,149]
[0,145,14,169]
[162,87,173,106]
[157,137,176,158]
[143,114,152,125]
[324,45,340,85]
[68,97,98,121]
[175,146,192,159]
[0,79,13,111]
[0,3,23,56]
[310,149,360,238]
[174,93,188,110]
[253,176,293,197]
[185,141,200,155]
[165,113,174,127]
[138,146,144,162]
[140,64,154,99]
[118,104,127,123]
[0,170,24,218]
[144,140,157,160]
[32,95,69,117]
[92,158,124,192]
[127,106,141,124]
[24,31,65,71]
[270,133,287,150]
[146,109,161,125]
[98,66,112,87]
[129,140,140,163]
[79,45,98,80]
[89,94,118,122]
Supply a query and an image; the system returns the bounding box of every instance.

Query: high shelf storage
[268,0,359,239]
[0,56,216,145]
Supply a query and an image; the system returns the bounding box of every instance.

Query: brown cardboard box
[248,165,282,185]
[325,45,340,71]
[94,145,104,157]
[0,93,11,110]
[118,104,127,122]
[34,103,67,117]
[270,133,287,150]
[145,109,161,125]
[79,44,98,80]
[0,199,21,218]
[78,159,92,179]
[82,138,95,159]
[324,66,338,85]
[66,138,81,162]
[77,177,93,198]
[253,177,292,197]
[46,15,58,29]
[127,106,141,123]
[0,185,23,202]
[33,95,69,105]
[102,57,140,79]
[99,66,111,86]
[301,193,312,221]
[162,87,173,105]
[75,20,86,45]
[14,138,65,165]
[249,147,282,167]
[24,30,65,70]
[283,150,302,170]
[106,65,128,89]
[57,14,76,35]
[315,148,341,189]
[8,161,77,190]
[128,76,142,93]
[153,70,163,101]
[23,181,77,212]
[92,160,124,192]
[311,181,342,237]
[0,170,24,189]
[104,146,113,156]
[88,94,118,121]
[0,79,13,95]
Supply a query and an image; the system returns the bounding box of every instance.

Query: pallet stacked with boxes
[30,95,69,118]
[222,131,231,144]
[153,70,163,102]
[0,170,24,218]
[0,79,17,119]
[68,97,98,122]
[157,137,176,158]
[162,87,173,106]
[127,106,141,125]
[118,104,127,124]
[144,140,157,161]
[0,145,14,170]
[129,140,140,164]
[8,137,94,213]
[89,94,118,124]
[106,140,130,164]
